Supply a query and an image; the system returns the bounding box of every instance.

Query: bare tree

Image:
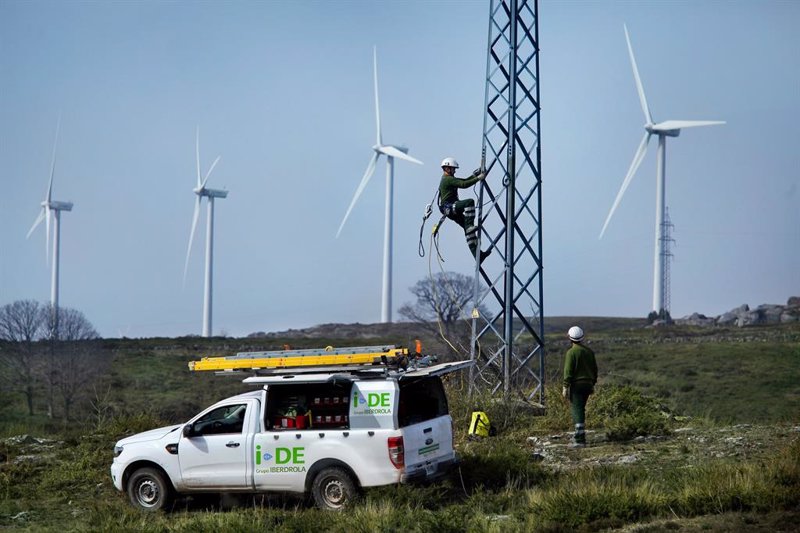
[398,272,490,357]
[0,300,46,415]
[41,306,102,420]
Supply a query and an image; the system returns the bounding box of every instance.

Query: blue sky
[1,0,797,338]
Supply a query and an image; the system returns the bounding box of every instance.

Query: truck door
[179,400,254,489]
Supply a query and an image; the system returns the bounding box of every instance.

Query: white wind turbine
[27,118,73,333]
[184,128,227,337]
[336,46,423,324]
[599,24,725,315]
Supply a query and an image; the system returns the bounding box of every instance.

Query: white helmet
[568,326,584,342]
[440,157,459,169]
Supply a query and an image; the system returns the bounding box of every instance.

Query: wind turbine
[27,118,73,334]
[184,127,227,338]
[599,24,725,315]
[336,46,423,323]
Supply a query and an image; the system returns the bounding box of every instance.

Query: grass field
[1,320,799,531]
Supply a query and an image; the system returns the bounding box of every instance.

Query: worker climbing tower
[470,0,544,403]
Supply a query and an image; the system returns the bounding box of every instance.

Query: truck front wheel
[127,467,173,511]
[311,467,357,510]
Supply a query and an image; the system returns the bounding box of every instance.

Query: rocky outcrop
[677,297,800,327]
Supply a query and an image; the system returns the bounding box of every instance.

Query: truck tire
[311,466,357,510]
[127,467,173,511]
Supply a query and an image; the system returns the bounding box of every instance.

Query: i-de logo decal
[255,445,306,473]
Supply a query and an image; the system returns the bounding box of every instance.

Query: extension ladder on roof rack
[188,345,408,374]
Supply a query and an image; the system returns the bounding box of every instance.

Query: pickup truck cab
[110,359,469,510]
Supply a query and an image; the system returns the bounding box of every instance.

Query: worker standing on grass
[562,326,598,447]
[438,157,491,263]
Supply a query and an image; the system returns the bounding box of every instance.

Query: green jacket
[563,343,597,387]
[439,174,482,206]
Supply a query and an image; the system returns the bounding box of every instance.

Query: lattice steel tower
[469,0,544,404]
[661,208,675,316]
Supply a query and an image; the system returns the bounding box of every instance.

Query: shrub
[97,412,168,440]
[592,386,672,441]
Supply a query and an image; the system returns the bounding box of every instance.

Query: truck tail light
[388,436,404,469]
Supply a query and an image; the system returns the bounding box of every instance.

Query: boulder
[781,310,799,323]
[718,304,749,326]
[677,313,716,327]
[756,304,785,324]
[737,310,763,327]
[788,296,800,307]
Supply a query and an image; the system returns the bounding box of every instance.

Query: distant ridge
[247,316,648,339]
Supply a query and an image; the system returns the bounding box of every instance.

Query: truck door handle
[226,441,240,448]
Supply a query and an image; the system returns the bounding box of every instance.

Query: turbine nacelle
[193,187,228,199]
[645,124,680,137]
[373,144,409,154]
[43,200,74,211]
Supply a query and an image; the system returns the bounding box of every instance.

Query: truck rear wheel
[311,467,357,510]
[127,467,173,511]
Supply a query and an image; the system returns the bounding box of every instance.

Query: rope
[418,191,441,258]
[427,232,463,357]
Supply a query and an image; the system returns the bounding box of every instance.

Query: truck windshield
[398,377,448,427]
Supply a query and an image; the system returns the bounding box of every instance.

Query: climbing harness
[418,190,448,262]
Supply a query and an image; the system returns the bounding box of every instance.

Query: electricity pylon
[470,0,545,404]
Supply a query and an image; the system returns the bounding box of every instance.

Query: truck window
[193,403,247,435]
[266,382,352,430]
[398,377,448,427]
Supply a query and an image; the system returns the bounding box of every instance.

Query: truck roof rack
[240,360,474,384]
[188,345,410,375]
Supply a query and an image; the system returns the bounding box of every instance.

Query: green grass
[1,413,798,532]
[1,321,799,531]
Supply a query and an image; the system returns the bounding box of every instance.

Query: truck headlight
[113,445,124,457]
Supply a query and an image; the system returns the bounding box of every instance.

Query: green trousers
[569,382,594,443]
[446,199,478,255]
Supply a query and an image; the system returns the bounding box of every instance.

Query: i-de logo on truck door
[352,391,392,415]
[255,445,306,473]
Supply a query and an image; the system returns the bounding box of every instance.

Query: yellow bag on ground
[469,411,491,438]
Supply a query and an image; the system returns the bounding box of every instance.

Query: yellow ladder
[188,345,408,372]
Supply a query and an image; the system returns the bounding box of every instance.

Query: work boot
[479,249,491,264]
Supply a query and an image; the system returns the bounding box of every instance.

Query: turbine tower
[26,118,73,335]
[336,46,423,323]
[184,128,227,338]
[599,24,725,315]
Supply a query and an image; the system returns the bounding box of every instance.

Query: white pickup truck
[110,360,469,510]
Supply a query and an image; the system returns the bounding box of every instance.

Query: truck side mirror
[183,424,195,438]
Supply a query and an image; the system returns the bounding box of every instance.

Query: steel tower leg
[470,0,545,404]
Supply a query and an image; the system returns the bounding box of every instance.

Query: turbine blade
[373,46,382,146]
[195,127,202,188]
[378,145,423,165]
[651,120,726,131]
[47,116,61,204]
[336,152,380,238]
[599,131,651,239]
[624,24,653,124]
[184,196,201,284]
[26,209,45,239]
[45,207,51,263]
[201,155,221,188]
